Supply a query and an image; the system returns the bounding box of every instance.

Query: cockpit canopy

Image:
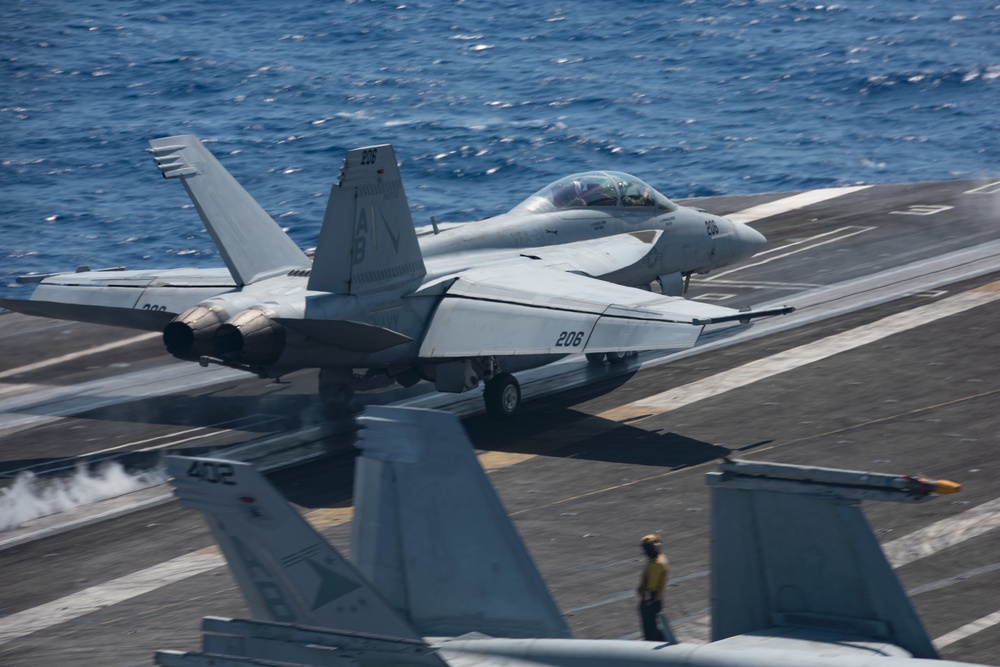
[510,171,678,215]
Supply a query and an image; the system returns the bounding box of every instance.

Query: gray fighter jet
[157,406,982,666]
[0,136,789,416]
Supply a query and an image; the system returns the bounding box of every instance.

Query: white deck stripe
[935,610,1000,650]
[0,551,223,645]
[598,283,1000,422]
[705,226,875,281]
[884,496,1000,569]
[0,506,354,646]
[0,332,159,381]
[725,185,872,224]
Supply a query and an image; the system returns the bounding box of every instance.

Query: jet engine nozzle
[213,308,285,366]
[163,304,230,361]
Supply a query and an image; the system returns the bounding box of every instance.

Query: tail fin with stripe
[166,455,421,640]
[307,144,426,295]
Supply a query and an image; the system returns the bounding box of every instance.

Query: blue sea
[2,0,998,299]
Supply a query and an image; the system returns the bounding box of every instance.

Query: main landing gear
[484,372,520,419]
[586,351,630,364]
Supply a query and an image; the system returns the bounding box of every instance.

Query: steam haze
[0,462,167,531]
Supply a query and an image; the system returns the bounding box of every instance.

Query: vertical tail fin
[148,136,311,286]
[165,455,421,640]
[352,406,571,639]
[708,459,944,659]
[307,145,426,295]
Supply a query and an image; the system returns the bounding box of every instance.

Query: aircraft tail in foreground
[159,412,985,667]
[352,406,572,639]
[148,135,312,286]
[709,459,958,659]
[165,455,421,641]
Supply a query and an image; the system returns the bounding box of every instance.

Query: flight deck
[1,178,999,665]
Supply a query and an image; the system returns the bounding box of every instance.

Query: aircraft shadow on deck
[57,384,327,432]
[464,410,732,469]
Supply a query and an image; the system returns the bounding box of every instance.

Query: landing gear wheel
[586,352,606,364]
[605,351,629,365]
[484,373,521,419]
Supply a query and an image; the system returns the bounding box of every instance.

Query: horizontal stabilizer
[156,616,447,667]
[149,135,311,286]
[0,268,235,331]
[0,297,175,331]
[353,406,572,639]
[166,455,421,640]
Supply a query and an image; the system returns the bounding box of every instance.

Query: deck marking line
[738,225,868,258]
[884,496,1000,569]
[724,185,871,224]
[597,283,1000,422]
[0,332,159,381]
[0,507,353,646]
[0,551,223,645]
[908,562,1000,597]
[934,610,1000,650]
[706,226,874,281]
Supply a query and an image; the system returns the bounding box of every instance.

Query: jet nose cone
[736,223,767,259]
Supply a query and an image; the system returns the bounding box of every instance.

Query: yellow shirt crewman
[637,534,669,641]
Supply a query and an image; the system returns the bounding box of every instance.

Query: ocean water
[2,0,998,299]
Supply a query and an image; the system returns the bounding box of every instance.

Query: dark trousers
[639,599,664,641]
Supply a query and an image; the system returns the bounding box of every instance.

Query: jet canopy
[510,171,678,215]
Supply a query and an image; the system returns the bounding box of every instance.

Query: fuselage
[11,166,768,385]
[235,196,766,374]
[419,203,764,286]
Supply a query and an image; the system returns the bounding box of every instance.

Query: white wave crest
[0,462,167,531]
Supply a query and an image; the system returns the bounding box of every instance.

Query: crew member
[637,534,669,641]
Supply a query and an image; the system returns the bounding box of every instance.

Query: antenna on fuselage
[430,215,440,235]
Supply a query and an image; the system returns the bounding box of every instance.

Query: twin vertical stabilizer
[148,135,312,286]
[708,459,944,659]
[308,145,426,295]
[166,406,570,643]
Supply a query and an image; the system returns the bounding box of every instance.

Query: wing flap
[420,299,601,357]
[520,229,663,278]
[418,265,744,358]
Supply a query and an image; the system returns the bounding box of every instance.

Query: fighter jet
[156,406,982,667]
[0,136,790,417]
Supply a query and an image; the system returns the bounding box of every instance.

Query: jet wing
[518,230,662,277]
[418,264,787,358]
[0,268,236,331]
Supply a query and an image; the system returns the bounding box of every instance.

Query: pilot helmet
[640,534,661,547]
